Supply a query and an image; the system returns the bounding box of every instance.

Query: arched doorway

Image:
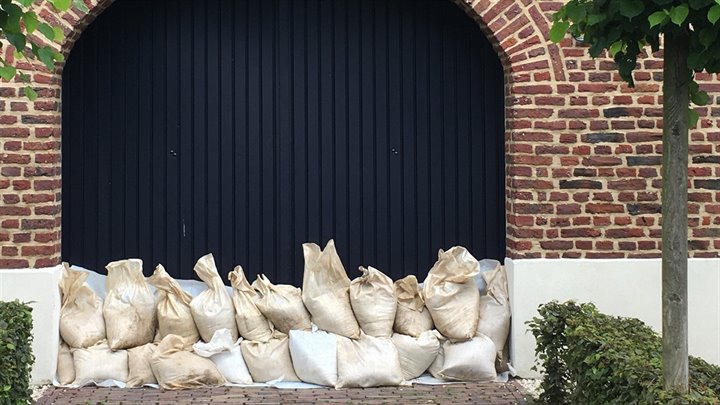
[61,0,505,283]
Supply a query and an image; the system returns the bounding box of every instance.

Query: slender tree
[550,0,720,392]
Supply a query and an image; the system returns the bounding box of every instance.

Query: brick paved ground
[36,380,529,405]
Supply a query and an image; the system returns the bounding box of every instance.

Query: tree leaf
[0,65,16,81]
[587,14,605,25]
[688,109,699,127]
[5,32,26,52]
[619,0,644,19]
[24,86,36,101]
[550,21,570,43]
[2,3,23,33]
[37,22,55,41]
[691,89,709,105]
[49,0,72,11]
[609,41,623,57]
[565,2,587,22]
[708,4,720,23]
[15,0,33,7]
[669,4,689,25]
[22,11,37,34]
[73,0,89,13]
[52,26,65,43]
[648,11,669,28]
[37,46,55,70]
[699,27,718,47]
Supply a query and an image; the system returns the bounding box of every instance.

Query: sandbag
[228,266,273,342]
[423,247,480,341]
[151,334,226,389]
[475,259,501,295]
[435,334,496,382]
[393,275,434,337]
[148,264,200,342]
[391,331,441,380]
[288,329,337,387]
[190,254,238,343]
[193,329,252,384]
[253,274,311,334]
[336,334,404,388]
[59,263,105,348]
[241,333,300,382]
[104,259,157,350]
[126,343,157,387]
[301,240,360,338]
[349,266,396,337]
[57,341,75,385]
[72,341,128,384]
[476,264,511,371]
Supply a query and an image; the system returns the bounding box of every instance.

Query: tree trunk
[662,31,689,392]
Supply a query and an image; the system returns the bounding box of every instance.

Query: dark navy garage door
[62,0,505,283]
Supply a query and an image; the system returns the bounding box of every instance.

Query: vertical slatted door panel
[61,0,505,283]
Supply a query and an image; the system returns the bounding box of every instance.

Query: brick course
[0,0,717,268]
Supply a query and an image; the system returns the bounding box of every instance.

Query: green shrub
[527,301,720,405]
[0,300,35,405]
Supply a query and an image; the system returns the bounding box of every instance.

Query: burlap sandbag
[72,341,128,384]
[302,240,359,338]
[350,266,396,338]
[241,332,300,382]
[148,264,200,342]
[59,263,106,348]
[57,341,75,385]
[392,331,441,380]
[436,334,496,381]
[253,274,311,334]
[151,334,226,389]
[423,247,480,341]
[126,343,157,387]
[393,275,434,337]
[228,266,273,342]
[476,264,511,371]
[190,254,238,343]
[104,259,156,350]
[193,328,253,384]
[336,334,404,388]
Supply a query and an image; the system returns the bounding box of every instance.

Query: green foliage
[0,0,86,100]
[527,301,720,405]
[0,300,35,405]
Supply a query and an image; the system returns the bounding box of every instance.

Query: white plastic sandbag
[435,334,496,382]
[151,334,226,389]
[59,263,106,348]
[190,254,238,343]
[302,240,360,338]
[193,328,253,384]
[253,274,311,334]
[350,266,397,338]
[288,329,338,387]
[148,264,200,342]
[228,266,273,342]
[423,247,480,341]
[126,343,157,387]
[391,330,441,380]
[476,264,511,371]
[336,334,404,388]
[241,333,300,382]
[57,341,75,385]
[72,341,128,385]
[394,275,434,337]
[104,259,157,350]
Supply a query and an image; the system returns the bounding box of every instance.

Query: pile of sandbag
[57,240,511,389]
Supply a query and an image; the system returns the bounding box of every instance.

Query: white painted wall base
[507,258,720,378]
[0,265,62,385]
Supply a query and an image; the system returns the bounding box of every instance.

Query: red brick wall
[0,0,717,268]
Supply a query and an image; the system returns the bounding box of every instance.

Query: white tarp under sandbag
[59,263,106,348]
[193,329,253,384]
[336,333,405,388]
[301,240,360,339]
[148,264,200,342]
[190,254,238,343]
[126,343,158,387]
[476,264,511,371]
[394,275,434,337]
[104,259,157,350]
[253,274,311,334]
[288,329,338,387]
[71,341,129,386]
[350,266,397,338]
[423,247,480,342]
[392,331,441,380]
[228,266,274,342]
[241,333,300,383]
[151,334,226,389]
